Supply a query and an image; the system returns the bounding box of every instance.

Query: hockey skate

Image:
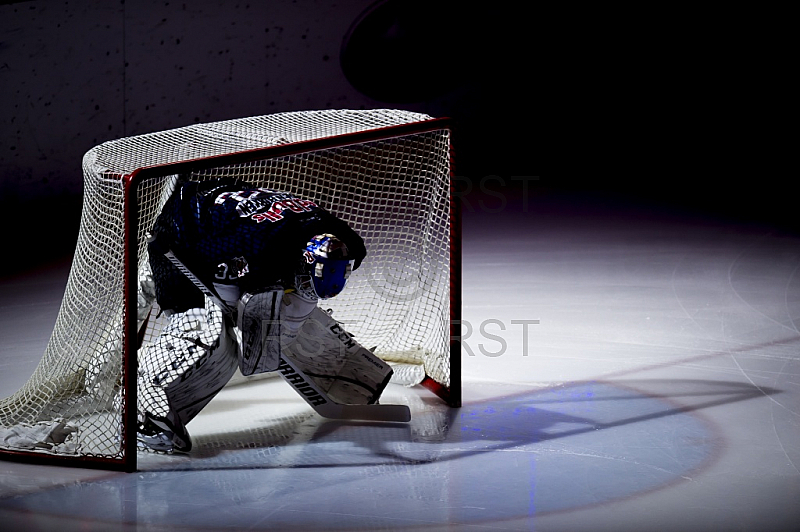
[137,411,192,454]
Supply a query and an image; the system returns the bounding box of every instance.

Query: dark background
[0,1,792,273]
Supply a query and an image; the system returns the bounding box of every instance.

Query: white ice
[1,194,798,531]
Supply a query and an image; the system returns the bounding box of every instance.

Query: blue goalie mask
[295,234,354,300]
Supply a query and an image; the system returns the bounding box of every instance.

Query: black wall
[0,1,792,273]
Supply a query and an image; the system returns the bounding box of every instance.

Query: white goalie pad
[137,297,238,428]
[281,307,394,406]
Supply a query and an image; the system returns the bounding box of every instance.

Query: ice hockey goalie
[137,179,400,453]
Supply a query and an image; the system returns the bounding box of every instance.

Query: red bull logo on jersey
[215,189,318,223]
[251,198,318,223]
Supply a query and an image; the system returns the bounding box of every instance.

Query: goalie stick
[160,248,234,316]
[153,238,411,423]
[277,354,410,422]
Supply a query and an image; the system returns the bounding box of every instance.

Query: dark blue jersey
[148,179,366,313]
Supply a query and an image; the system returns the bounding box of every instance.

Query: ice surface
[1,196,798,531]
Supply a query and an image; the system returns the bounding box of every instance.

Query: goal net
[0,109,458,471]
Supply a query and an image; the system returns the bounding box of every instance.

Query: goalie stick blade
[316,403,411,423]
[277,356,411,423]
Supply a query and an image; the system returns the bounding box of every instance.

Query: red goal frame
[118,117,461,472]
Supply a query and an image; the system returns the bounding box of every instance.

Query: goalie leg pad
[137,297,239,451]
[281,307,393,406]
[163,318,238,428]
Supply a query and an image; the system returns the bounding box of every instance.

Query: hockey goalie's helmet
[295,234,354,300]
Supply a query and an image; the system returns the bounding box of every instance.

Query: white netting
[0,109,452,466]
